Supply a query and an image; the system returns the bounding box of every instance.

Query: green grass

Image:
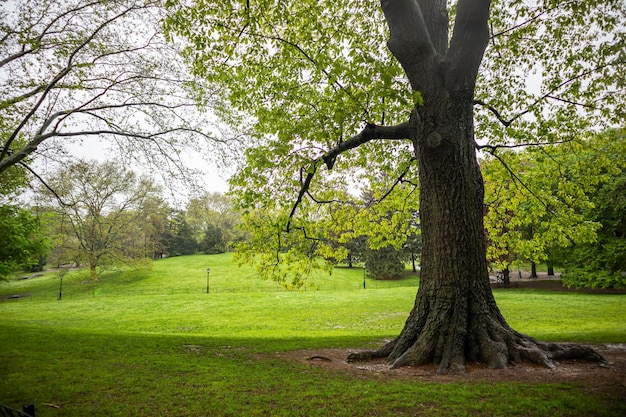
[1,253,625,416]
[0,253,419,300]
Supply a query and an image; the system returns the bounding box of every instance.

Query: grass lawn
[1,254,625,416]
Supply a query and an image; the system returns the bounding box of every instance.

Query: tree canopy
[0,0,237,193]
[166,0,624,283]
[39,159,159,280]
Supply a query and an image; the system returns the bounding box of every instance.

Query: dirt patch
[278,344,626,393]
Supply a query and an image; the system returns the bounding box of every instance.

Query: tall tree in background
[0,0,235,189]
[41,160,158,280]
[186,192,241,252]
[167,1,623,373]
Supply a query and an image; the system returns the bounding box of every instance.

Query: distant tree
[41,160,158,280]
[167,212,198,256]
[186,192,242,250]
[201,223,226,254]
[365,245,406,280]
[0,205,49,279]
[140,196,173,260]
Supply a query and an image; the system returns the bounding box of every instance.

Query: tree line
[1,159,243,280]
[5,126,623,287]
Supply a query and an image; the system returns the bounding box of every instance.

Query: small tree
[365,245,406,280]
[201,223,226,254]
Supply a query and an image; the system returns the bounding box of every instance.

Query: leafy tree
[167,211,198,256]
[167,0,622,372]
[554,129,626,288]
[185,192,242,251]
[365,245,406,280]
[0,0,232,185]
[482,144,600,284]
[201,223,226,254]
[41,160,159,280]
[0,205,49,279]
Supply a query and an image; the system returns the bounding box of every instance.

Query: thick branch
[446,0,491,90]
[381,0,437,91]
[323,121,412,170]
[286,119,413,231]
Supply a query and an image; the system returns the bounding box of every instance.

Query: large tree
[167,1,623,373]
[0,0,235,188]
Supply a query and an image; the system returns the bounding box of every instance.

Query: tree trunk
[348,0,605,374]
[503,266,510,288]
[531,262,538,278]
[547,264,555,276]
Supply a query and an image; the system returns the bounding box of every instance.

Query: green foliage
[166,0,420,285]
[551,129,626,286]
[201,223,226,254]
[0,205,49,278]
[562,269,626,290]
[168,213,199,256]
[483,129,626,269]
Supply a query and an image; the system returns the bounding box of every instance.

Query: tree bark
[503,266,510,288]
[348,0,605,374]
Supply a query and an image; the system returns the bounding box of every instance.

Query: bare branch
[18,162,73,207]
[2,3,143,160]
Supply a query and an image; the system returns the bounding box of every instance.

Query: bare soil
[279,344,625,391]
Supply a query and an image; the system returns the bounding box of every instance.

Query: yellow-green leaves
[483,129,625,270]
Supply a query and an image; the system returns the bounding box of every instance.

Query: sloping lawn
[1,254,624,416]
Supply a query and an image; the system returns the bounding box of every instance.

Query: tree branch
[446,0,492,90]
[322,121,412,170]
[18,162,73,208]
[380,0,437,91]
[474,60,621,128]
[286,119,413,231]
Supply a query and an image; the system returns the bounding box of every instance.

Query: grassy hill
[0,253,419,300]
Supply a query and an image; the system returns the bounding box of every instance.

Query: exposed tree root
[348,335,607,374]
[347,305,607,374]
